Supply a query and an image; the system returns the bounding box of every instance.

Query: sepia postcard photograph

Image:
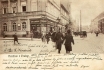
[0,0,104,70]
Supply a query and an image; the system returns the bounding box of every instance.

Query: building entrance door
[31,24,37,31]
[30,24,41,38]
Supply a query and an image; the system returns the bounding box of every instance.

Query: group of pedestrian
[12,29,75,54]
[41,29,75,54]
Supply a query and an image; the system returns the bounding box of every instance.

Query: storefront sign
[41,20,47,22]
[31,20,39,23]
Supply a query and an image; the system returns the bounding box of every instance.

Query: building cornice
[61,4,69,14]
[48,0,60,11]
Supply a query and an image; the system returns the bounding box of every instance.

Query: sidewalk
[73,35,87,40]
[0,37,83,40]
[0,37,41,40]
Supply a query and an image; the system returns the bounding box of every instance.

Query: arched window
[22,22,26,31]
[13,23,17,31]
[3,23,7,31]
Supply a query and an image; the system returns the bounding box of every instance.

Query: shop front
[30,19,56,38]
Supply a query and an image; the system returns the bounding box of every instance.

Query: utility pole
[80,10,82,32]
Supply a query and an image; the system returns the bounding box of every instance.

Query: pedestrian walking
[13,33,20,45]
[30,30,33,41]
[2,31,5,38]
[45,33,50,44]
[41,31,46,43]
[95,32,99,37]
[63,30,74,54]
[48,30,53,38]
[55,29,64,54]
[41,32,44,42]
[51,30,57,49]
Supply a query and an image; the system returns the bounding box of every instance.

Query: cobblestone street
[0,33,104,54]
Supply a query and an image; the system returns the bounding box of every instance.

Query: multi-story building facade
[90,18,99,33]
[0,0,70,37]
[90,12,104,33]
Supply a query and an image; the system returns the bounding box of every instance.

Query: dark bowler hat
[67,30,71,34]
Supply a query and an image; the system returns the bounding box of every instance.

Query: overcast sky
[70,0,104,26]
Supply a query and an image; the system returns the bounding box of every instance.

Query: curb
[0,38,41,40]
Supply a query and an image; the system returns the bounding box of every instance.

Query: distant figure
[83,31,87,38]
[63,30,74,54]
[41,31,46,43]
[2,31,5,38]
[51,31,57,48]
[30,30,33,41]
[51,31,56,42]
[13,33,20,45]
[45,33,50,44]
[48,30,53,38]
[96,32,99,37]
[35,30,38,38]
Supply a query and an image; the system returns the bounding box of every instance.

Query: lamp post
[56,17,60,32]
[80,10,82,32]
[79,10,82,38]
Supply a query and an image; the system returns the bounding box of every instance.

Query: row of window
[3,6,26,14]
[47,1,60,18]
[2,0,39,14]
[3,22,26,31]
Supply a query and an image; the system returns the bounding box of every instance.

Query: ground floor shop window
[22,6,26,12]
[13,23,17,31]
[3,8,8,14]
[12,7,16,13]
[3,23,7,31]
[22,22,26,31]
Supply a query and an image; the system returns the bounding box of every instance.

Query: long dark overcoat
[51,32,56,42]
[13,34,18,41]
[55,32,63,50]
[64,34,74,51]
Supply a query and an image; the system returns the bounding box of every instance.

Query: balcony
[1,0,17,2]
[10,0,17,2]
[1,0,8,1]
[0,11,57,21]
[0,13,16,18]
[1,0,8,2]
[16,11,46,17]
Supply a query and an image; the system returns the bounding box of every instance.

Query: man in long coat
[30,30,33,41]
[63,30,74,53]
[55,30,64,54]
[45,33,50,44]
[13,33,20,45]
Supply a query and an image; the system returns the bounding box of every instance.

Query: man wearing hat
[13,33,20,45]
[55,28,64,54]
[63,30,74,53]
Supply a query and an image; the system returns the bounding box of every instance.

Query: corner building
[90,12,104,34]
[0,0,70,38]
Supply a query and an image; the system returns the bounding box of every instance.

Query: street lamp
[56,17,61,32]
